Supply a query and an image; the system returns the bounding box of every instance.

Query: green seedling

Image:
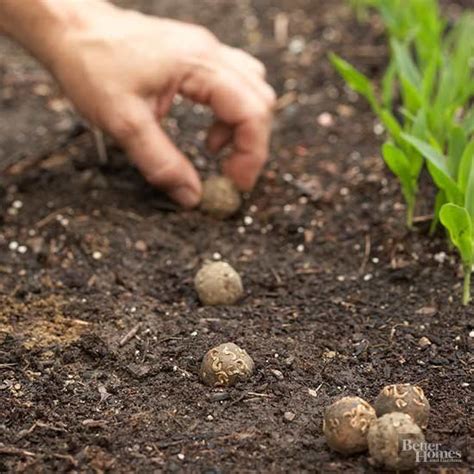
[403,134,474,304]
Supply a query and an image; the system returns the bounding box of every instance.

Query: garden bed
[0,0,472,472]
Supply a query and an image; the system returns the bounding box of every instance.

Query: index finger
[179,61,275,191]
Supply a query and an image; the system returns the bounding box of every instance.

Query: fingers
[180,56,275,191]
[219,45,266,78]
[109,99,202,208]
[207,120,233,153]
[217,46,275,106]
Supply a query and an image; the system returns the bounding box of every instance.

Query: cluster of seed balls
[195,178,429,472]
[323,384,430,471]
[194,176,254,387]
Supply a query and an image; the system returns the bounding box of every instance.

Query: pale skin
[0,0,276,208]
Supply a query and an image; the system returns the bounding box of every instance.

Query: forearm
[0,0,112,70]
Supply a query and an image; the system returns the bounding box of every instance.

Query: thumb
[110,102,202,208]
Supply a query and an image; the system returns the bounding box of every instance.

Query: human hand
[34,1,276,207]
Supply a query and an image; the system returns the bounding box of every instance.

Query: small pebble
[284,411,295,422]
[418,337,431,348]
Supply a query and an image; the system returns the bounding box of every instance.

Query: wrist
[0,0,116,70]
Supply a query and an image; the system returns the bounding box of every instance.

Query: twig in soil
[0,444,36,457]
[51,453,78,467]
[0,363,16,369]
[92,127,108,164]
[270,267,282,285]
[359,234,371,275]
[412,214,434,223]
[245,392,273,398]
[119,323,142,347]
[105,207,144,223]
[16,421,66,440]
[274,12,289,46]
[35,207,71,229]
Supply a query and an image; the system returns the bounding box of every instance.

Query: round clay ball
[323,396,377,454]
[200,176,242,219]
[374,384,430,429]
[368,412,425,471]
[200,342,254,387]
[194,261,243,306]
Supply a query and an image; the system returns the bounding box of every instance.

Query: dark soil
[1,1,472,473]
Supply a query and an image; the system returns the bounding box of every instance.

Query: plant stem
[406,204,414,230]
[463,265,472,306]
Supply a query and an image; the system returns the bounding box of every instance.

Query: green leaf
[382,56,397,109]
[463,108,474,135]
[391,38,422,87]
[466,154,474,221]
[382,142,414,184]
[402,134,449,174]
[447,126,468,179]
[458,140,474,192]
[402,133,464,204]
[440,204,473,267]
[382,142,417,225]
[400,76,423,114]
[380,109,403,142]
[429,190,446,235]
[329,53,380,113]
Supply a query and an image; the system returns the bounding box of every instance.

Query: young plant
[402,135,474,304]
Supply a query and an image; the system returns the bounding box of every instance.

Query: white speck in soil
[373,122,385,135]
[243,216,253,226]
[364,273,373,281]
[212,252,222,260]
[8,241,19,251]
[17,245,27,254]
[92,251,102,260]
[288,36,305,54]
[317,112,334,127]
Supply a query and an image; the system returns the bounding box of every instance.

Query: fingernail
[169,185,201,209]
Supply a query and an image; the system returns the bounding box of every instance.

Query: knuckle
[192,26,219,56]
[108,109,143,141]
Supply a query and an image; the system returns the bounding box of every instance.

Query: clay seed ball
[194,261,243,306]
[374,384,430,429]
[200,342,254,387]
[368,412,425,471]
[200,176,242,219]
[323,396,377,454]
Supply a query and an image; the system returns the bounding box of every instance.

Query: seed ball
[323,396,377,454]
[368,412,425,471]
[374,384,430,429]
[194,261,243,306]
[200,176,242,219]
[200,342,254,387]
